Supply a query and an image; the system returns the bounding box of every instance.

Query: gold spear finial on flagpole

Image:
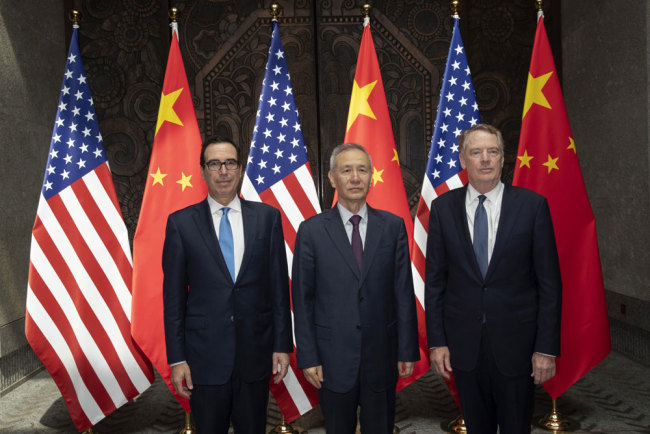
[535,0,543,12]
[169,7,179,22]
[450,0,460,16]
[68,9,81,25]
[269,2,281,20]
[361,3,372,18]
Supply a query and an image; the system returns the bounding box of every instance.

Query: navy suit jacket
[291,204,419,393]
[425,184,562,376]
[162,197,292,385]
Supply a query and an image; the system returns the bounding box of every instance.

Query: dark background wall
[1,0,648,395]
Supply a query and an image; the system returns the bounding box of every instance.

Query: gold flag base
[81,428,94,434]
[534,398,579,432]
[268,416,299,433]
[441,414,467,433]
[179,411,195,434]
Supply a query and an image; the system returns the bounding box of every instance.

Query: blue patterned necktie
[350,215,363,271]
[219,207,235,281]
[473,195,488,278]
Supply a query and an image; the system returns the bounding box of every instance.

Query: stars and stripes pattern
[25,26,153,432]
[241,20,320,422]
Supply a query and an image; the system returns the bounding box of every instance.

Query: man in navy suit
[163,136,292,433]
[292,143,419,434]
[425,124,562,433]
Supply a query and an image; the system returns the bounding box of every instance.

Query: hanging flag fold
[513,14,610,399]
[131,25,207,411]
[240,20,321,422]
[342,21,430,391]
[26,25,153,432]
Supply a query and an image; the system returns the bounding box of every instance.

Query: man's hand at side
[303,365,324,389]
[171,362,193,399]
[272,352,290,384]
[430,346,452,380]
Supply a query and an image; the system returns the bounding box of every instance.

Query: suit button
[482,286,487,291]
[233,286,239,292]
[356,325,361,330]
[359,297,365,302]
[230,315,234,322]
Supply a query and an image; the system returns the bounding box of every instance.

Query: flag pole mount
[68,9,81,24]
[535,0,544,12]
[169,6,178,22]
[361,3,371,18]
[450,0,459,16]
[441,414,467,433]
[178,411,195,434]
[269,2,281,20]
[534,398,579,432]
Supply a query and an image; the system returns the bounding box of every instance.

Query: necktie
[350,215,363,271]
[219,207,235,281]
[473,195,488,278]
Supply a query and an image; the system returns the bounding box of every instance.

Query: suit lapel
[360,206,384,284]
[238,199,256,283]
[454,186,483,279]
[324,206,361,279]
[487,185,518,279]
[193,199,232,280]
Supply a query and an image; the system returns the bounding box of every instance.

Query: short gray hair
[458,124,505,155]
[329,143,372,171]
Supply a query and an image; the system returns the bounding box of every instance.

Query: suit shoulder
[508,185,548,204]
[370,208,403,225]
[432,186,465,207]
[168,199,206,219]
[243,199,281,216]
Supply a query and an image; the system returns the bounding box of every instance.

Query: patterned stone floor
[1,351,648,433]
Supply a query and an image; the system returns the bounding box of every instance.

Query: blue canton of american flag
[26,26,153,431]
[41,34,106,199]
[240,20,320,421]
[411,17,481,319]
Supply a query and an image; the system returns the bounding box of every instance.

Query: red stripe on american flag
[288,352,319,406]
[269,376,300,421]
[94,164,122,212]
[281,172,319,221]
[46,195,129,326]
[259,188,297,251]
[32,217,140,401]
[27,266,117,413]
[25,310,94,429]
[411,245,427,282]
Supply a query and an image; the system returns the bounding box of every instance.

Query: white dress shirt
[337,202,368,247]
[207,195,245,277]
[465,182,504,265]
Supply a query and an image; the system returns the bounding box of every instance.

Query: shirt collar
[466,181,503,204]
[207,195,242,215]
[337,202,368,223]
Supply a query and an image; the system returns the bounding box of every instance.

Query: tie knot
[349,215,361,226]
[478,195,487,205]
[222,207,230,216]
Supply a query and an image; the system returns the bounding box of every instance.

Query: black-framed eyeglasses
[205,159,239,171]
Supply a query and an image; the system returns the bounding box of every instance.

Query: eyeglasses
[204,159,239,171]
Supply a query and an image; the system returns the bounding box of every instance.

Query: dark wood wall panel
[75,0,558,235]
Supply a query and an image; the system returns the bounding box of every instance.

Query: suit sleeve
[291,221,320,369]
[532,198,562,356]
[268,208,293,353]
[162,214,189,365]
[424,199,449,348]
[393,219,420,362]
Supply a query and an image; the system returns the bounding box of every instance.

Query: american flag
[241,20,320,422]
[411,16,479,404]
[25,26,153,432]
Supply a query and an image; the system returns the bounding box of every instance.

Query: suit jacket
[162,197,292,385]
[291,204,419,393]
[425,184,562,377]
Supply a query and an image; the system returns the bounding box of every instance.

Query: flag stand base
[534,398,578,432]
[81,428,94,434]
[441,414,467,433]
[268,416,298,433]
[179,411,195,434]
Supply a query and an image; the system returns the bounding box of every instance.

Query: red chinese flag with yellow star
[513,16,610,399]
[131,28,207,411]
[341,22,430,391]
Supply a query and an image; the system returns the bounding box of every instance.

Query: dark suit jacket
[425,184,562,377]
[291,204,419,393]
[162,197,292,385]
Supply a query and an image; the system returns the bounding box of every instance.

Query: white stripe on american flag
[293,165,320,213]
[26,285,106,424]
[285,241,294,279]
[411,264,425,308]
[28,234,126,405]
[58,187,132,318]
[240,176,261,202]
[413,212,430,261]
[83,170,132,264]
[282,366,312,414]
[270,179,304,232]
[36,196,151,390]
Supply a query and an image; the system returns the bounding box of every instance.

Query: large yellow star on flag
[346,80,377,131]
[372,166,384,186]
[542,154,559,174]
[150,167,167,186]
[522,71,553,119]
[155,88,184,135]
[517,150,534,168]
[567,136,576,153]
[176,172,193,191]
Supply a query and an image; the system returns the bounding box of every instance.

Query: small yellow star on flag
[542,154,559,174]
[372,166,384,186]
[517,150,534,168]
[150,167,167,186]
[176,172,193,191]
[567,137,576,154]
[391,148,399,164]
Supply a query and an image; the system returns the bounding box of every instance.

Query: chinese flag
[342,23,429,391]
[512,16,610,399]
[131,29,207,411]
